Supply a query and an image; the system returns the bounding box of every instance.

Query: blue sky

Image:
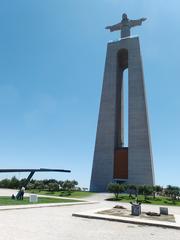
[0,0,180,188]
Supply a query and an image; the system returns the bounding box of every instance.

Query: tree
[62,180,78,192]
[107,183,125,200]
[19,178,27,188]
[71,180,78,190]
[42,179,50,185]
[0,178,10,188]
[58,180,64,190]
[8,176,19,189]
[62,180,74,193]
[27,183,35,190]
[48,182,59,192]
[127,184,138,198]
[152,185,163,199]
[48,179,58,184]
[34,180,44,191]
[0,177,79,194]
[144,185,153,200]
[165,185,180,202]
[138,185,153,201]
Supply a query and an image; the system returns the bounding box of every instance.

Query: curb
[0,201,98,212]
[72,211,180,230]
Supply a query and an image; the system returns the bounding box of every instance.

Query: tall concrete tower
[90,14,155,192]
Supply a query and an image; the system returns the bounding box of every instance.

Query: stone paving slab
[0,195,180,240]
[73,207,180,230]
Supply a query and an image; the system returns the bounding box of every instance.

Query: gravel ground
[0,189,180,240]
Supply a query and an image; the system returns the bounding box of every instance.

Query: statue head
[122,13,128,20]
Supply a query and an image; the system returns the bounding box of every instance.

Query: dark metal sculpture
[0,168,71,199]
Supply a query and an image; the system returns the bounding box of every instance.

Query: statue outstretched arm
[105,22,123,32]
[130,18,147,27]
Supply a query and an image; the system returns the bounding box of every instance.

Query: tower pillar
[90,37,154,192]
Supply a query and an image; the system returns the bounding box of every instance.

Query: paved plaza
[0,189,180,240]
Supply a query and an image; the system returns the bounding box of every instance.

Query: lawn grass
[27,190,94,198]
[106,194,180,206]
[0,196,80,206]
